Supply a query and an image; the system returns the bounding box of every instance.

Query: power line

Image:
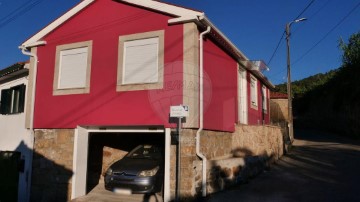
[267,0,315,66]
[308,0,331,20]
[45,2,169,44]
[0,0,44,29]
[293,0,315,21]
[267,31,285,65]
[292,0,331,35]
[292,1,360,66]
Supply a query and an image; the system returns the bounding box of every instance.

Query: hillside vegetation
[275,31,360,138]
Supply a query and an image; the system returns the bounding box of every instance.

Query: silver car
[104,145,163,194]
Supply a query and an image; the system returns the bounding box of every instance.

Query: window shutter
[0,89,11,114]
[58,47,88,89]
[18,84,26,113]
[262,86,267,111]
[250,77,258,106]
[123,37,159,84]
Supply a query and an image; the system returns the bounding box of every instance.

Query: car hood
[110,157,160,175]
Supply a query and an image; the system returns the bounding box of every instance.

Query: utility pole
[285,18,306,143]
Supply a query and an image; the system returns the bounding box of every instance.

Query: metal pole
[176,117,182,201]
[286,23,294,143]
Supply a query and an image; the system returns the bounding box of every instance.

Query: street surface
[207,129,360,202]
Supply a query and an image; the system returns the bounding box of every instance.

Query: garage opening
[71,127,171,201]
[86,132,165,193]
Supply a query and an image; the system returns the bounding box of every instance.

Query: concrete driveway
[206,129,360,202]
[71,182,162,202]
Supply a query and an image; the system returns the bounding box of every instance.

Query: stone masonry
[175,125,285,199]
[31,129,74,202]
[29,126,284,201]
[102,146,128,177]
[270,99,289,123]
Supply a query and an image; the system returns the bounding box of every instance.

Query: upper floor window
[250,76,258,108]
[53,41,92,95]
[0,84,26,115]
[262,85,267,113]
[117,30,164,91]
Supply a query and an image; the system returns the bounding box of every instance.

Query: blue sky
[0,0,359,84]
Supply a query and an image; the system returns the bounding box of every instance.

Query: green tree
[339,31,360,66]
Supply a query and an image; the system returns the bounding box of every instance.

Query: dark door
[0,151,21,202]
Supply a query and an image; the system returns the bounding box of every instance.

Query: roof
[0,62,27,77]
[0,62,29,83]
[20,0,274,88]
[270,91,288,99]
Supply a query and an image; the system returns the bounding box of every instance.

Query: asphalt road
[206,129,360,202]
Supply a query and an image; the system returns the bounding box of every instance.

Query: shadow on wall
[208,148,273,193]
[174,148,275,202]
[0,141,73,202]
[29,141,73,202]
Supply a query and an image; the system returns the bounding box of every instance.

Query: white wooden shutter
[58,47,88,89]
[262,86,267,110]
[251,77,257,106]
[123,37,159,84]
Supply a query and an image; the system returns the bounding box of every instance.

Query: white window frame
[250,75,258,109]
[262,85,268,113]
[53,41,92,96]
[117,30,164,92]
[237,66,248,124]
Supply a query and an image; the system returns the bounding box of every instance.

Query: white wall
[0,76,32,202]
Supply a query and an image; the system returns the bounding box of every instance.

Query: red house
[20,0,275,201]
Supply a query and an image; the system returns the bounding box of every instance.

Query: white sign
[170,105,189,118]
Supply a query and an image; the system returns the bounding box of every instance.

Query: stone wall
[181,125,285,197]
[270,99,289,123]
[200,131,232,159]
[102,146,128,177]
[31,129,74,202]
[232,125,284,160]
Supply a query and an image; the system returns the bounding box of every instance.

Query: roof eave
[250,70,275,90]
[194,16,274,89]
[118,0,203,17]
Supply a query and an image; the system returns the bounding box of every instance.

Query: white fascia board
[168,14,203,24]
[201,16,249,62]
[19,41,47,49]
[118,0,203,18]
[199,17,275,89]
[21,0,95,48]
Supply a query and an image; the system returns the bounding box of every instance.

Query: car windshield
[127,145,161,159]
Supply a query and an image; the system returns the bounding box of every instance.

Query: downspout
[196,25,211,197]
[19,46,38,202]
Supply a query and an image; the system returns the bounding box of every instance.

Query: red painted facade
[35,1,183,128]
[247,72,270,125]
[32,0,270,131]
[203,38,238,132]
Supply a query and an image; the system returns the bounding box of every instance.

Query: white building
[0,62,32,202]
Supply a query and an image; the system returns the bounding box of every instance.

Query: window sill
[53,87,90,96]
[116,82,163,92]
[0,112,24,115]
